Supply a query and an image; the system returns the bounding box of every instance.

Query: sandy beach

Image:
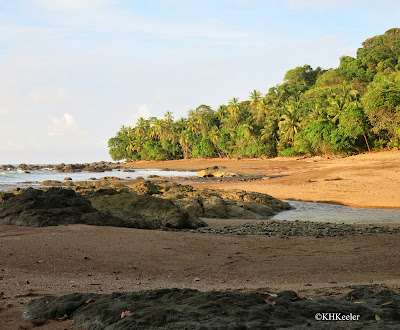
[1,151,400,328]
[125,150,400,209]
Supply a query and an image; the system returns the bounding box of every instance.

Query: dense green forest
[109,28,400,161]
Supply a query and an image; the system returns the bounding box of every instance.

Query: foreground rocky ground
[1,223,400,329]
[193,220,400,237]
[22,286,400,329]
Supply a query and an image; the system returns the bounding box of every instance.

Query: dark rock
[42,180,74,187]
[202,197,228,218]
[0,192,15,202]
[195,220,400,237]
[197,169,241,178]
[158,183,291,220]
[22,286,400,329]
[88,192,204,229]
[0,188,122,227]
[1,164,15,170]
[58,164,79,173]
[64,177,73,181]
[129,180,160,195]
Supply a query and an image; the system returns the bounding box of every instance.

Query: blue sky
[1,0,399,163]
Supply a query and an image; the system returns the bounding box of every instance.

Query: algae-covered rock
[172,198,205,221]
[42,180,75,187]
[0,188,122,227]
[88,192,204,229]
[128,180,160,195]
[0,187,205,229]
[16,181,291,230]
[158,183,291,219]
[202,197,228,218]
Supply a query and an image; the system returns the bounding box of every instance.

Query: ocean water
[271,200,400,224]
[0,167,197,191]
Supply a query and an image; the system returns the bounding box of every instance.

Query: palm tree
[278,104,302,144]
[179,130,191,158]
[239,123,259,147]
[228,97,240,117]
[249,90,262,105]
[328,82,358,124]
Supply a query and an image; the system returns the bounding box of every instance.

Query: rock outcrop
[0,187,205,229]
[0,182,291,230]
[0,188,121,227]
[88,191,205,229]
[158,182,292,220]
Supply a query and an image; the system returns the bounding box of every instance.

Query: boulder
[202,197,228,218]
[1,164,15,170]
[0,187,203,230]
[0,188,122,227]
[158,183,292,219]
[196,170,241,178]
[88,192,202,229]
[128,180,160,195]
[42,180,74,187]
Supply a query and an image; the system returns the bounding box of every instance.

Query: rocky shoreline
[1,161,126,173]
[1,181,399,239]
[192,220,400,237]
[0,181,292,230]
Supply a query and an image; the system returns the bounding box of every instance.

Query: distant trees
[108,28,400,161]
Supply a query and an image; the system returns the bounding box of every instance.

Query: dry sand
[1,150,400,328]
[125,150,400,208]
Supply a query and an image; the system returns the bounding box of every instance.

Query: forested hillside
[109,28,400,161]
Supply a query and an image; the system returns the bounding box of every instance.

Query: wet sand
[1,222,400,328]
[2,151,400,328]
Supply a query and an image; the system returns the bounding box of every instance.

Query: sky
[1,0,400,164]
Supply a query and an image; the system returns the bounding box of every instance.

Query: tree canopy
[109,28,400,161]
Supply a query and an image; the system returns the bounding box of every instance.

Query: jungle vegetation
[109,28,400,161]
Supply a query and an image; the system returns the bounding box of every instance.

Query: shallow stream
[271,200,400,224]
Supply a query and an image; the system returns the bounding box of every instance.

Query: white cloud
[126,104,152,126]
[48,113,79,137]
